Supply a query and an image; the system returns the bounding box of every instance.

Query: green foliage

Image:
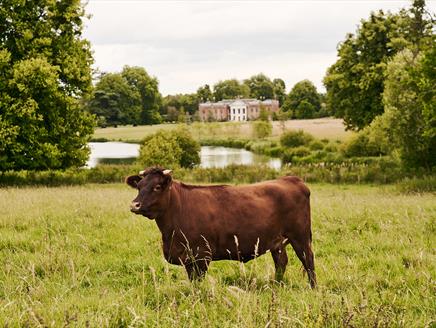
[309,140,324,150]
[0,0,95,171]
[161,93,198,117]
[172,127,201,168]
[323,2,433,130]
[280,130,314,148]
[252,120,272,139]
[372,49,435,168]
[213,79,250,101]
[281,146,312,163]
[243,73,275,99]
[272,78,286,106]
[88,66,162,126]
[283,80,321,118]
[196,84,213,102]
[138,132,182,168]
[138,128,200,168]
[341,129,385,157]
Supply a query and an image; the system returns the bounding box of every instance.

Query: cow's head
[126,167,173,219]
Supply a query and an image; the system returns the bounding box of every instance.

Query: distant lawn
[93,118,353,143]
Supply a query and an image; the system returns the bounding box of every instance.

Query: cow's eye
[154,185,162,192]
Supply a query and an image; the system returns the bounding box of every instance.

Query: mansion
[199,98,279,122]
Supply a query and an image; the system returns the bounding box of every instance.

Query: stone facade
[199,99,279,122]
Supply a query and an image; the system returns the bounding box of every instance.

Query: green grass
[0,183,434,327]
[93,118,353,143]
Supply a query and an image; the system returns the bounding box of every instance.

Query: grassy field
[93,118,353,142]
[0,183,434,327]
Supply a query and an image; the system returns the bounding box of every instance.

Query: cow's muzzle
[130,201,141,213]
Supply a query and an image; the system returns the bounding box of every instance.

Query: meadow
[92,118,353,143]
[0,183,434,327]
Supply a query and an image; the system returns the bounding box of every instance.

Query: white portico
[229,100,247,121]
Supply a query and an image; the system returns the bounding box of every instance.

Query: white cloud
[83,0,435,95]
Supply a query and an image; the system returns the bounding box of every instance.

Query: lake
[86,142,281,169]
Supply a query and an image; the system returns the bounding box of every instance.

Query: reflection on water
[86,142,140,168]
[87,142,281,169]
[200,146,281,169]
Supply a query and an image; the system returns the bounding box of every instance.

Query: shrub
[280,130,314,148]
[324,142,339,153]
[172,127,201,168]
[281,146,312,163]
[341,130,384,157]
[138,132,182,168]
[138,128,201,168]
[309,140,324,150]
[252,120,272,139]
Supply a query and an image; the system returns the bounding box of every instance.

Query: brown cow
[126,167,316,288]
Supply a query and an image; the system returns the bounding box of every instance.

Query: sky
[83,0,436,96]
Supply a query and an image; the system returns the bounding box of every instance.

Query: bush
[324,142,339,153]
[252,120,272,139]
[172,127,201,168]
[138,128,200,168]
[280,130,314,148]
[309,140,324,150]
[281,146,312,163]
[396,176,436,193]
[341,130,384,157]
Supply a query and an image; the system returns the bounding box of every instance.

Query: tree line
[0,0,433,170]
[88,71,327,127]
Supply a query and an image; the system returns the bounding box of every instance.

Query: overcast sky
[83,0,435,96]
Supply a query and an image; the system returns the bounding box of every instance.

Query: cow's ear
[126,175,142,188]
[161,169,173,189]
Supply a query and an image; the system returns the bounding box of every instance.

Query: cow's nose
[130,202,141,212]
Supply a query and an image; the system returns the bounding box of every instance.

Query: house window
[238,109,240,114]
[233,108,235,114]
[243,108,245,114]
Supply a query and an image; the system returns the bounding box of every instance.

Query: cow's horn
[162,169,172,175]
[138,170,146,176]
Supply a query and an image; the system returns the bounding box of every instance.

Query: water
[87,142,281,169]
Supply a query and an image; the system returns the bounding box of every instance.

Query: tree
[273,78,286,105]
[243,73,275,100]
[88,66,162,126]
[161,93,198,117]
[0,0,94,170]
[197,84,213,102]
[121,66,162,125]
[213,79,250,101]
[283,80,321,118]
[323,2,433,130]
[373,48,435,168]
[88,73,141,126]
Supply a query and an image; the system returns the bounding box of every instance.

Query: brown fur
[126,168,316,288]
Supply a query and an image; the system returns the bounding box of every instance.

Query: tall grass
[0,184,434,326]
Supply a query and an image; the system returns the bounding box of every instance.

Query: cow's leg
[290,238,317,289]
[185,258,210,281]
[271,247,288,282]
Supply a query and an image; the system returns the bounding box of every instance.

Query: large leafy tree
[88,66,162,126]
[243,73,275,100]
[282,80,321,118]
[324,1,433,130]
[197,84,213,102]
[88,73,141,126]
[272,78,286,105]
[373,48,435,168]
[213,79,250,101]
[0,0,94,170]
